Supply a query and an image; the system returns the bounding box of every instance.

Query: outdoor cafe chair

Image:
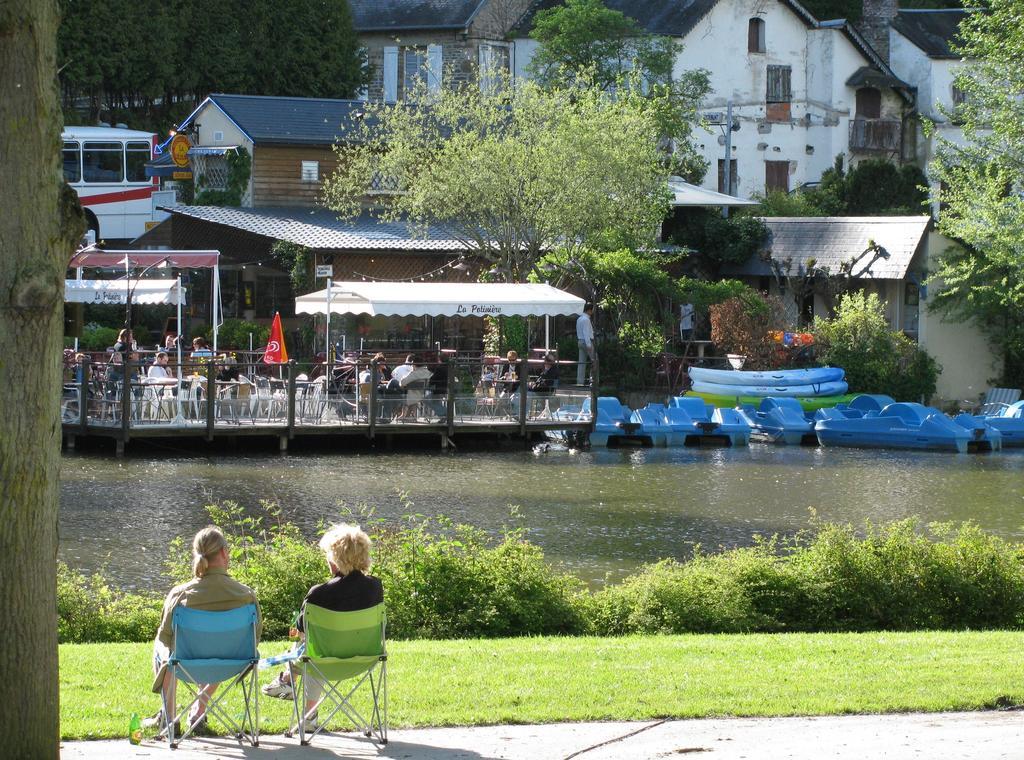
[163,603,260,748]
[286,602,387,747]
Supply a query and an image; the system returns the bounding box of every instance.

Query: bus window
[126,141,151,182]
[83,141,124,183]
[63,142,81,183]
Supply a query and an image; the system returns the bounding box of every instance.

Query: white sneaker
[261,674,294,700]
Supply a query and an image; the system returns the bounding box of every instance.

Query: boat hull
[691,379,849,397]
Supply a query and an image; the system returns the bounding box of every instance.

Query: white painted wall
[918,232,1003,405]
[191,102,255,206]
[514,0,907,199]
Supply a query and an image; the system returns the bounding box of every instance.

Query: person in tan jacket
[145,526,261,735]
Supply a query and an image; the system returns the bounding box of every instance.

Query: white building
[512,0,914,200]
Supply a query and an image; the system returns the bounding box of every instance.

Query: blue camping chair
[164,604,260,748]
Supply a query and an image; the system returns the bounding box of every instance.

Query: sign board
[169,133,191,168]
[315,265,333,278]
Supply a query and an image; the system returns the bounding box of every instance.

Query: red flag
[263,312,289,364]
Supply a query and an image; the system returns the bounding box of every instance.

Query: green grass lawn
[61,631,1024,740]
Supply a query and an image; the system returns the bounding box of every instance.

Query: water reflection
[59,445,1024,590]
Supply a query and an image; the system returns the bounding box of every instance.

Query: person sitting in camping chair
[262,524,384,732]
[145,526,262,738]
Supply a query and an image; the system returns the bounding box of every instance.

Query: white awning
[668,177,759,207]
[65,279,187,305]
[295,282,585,318]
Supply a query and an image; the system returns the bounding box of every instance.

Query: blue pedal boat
[665,397,751,446]
[736,397,818,445]
[817,395,1002,452]
[815,399,974,453]
[630,403,672,447]
[972,400,1024,447]
[584,397,653,447]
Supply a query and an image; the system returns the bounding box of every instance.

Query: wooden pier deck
[60,358,596,453]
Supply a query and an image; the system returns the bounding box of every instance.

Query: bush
[709,293,789,369]
[187,320,269,350]
[57,506,1024,643]
[57,563,162,643]
[78,325,120,351]
[813,291,939,400]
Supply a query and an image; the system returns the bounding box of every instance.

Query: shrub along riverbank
[59,503,1024,643]
[60,631,1024,739]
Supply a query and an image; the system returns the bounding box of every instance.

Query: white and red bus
[62,126,162,241]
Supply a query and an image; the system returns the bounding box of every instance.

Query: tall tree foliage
[928,0,1024,382]
[1,0,86,754]
[58,0,365,129]
[323,76,673,282]
[527,0,710,181]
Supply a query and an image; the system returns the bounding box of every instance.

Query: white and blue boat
[814,398,974,453]
[689,366,845,386]
[736,397,818,445]
[665,397,751,446]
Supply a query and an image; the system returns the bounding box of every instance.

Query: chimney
[859,0,898,65]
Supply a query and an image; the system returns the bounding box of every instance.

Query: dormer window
[748,18,766,53]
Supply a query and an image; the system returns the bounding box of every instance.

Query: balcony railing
[849,118,902,153]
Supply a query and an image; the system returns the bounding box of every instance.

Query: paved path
[61,711,1024,759]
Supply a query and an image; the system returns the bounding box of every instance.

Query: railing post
[445,358,456,438]
[287,360,297,438]
[80,359,90,434]
[518,356,528,437]
[368,364,378,439]
[590,356,599,434]
[206,358,216,441]
[121,353,132,442]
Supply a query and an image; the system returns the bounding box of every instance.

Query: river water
[59,445,1024,590]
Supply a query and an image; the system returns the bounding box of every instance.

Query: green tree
[2,0,87,754]
[927,0,1024,382]
[58,0,365,128]
[527,0,710,181]
[323,77,674,282]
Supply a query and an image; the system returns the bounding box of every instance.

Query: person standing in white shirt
[576,304,595,385]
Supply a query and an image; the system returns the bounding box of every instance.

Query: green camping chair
[287,602,387,746]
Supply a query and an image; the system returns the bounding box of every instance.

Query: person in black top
[528,353,560,395]
[262,524,384,724]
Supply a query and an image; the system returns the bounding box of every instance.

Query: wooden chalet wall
[252,145,339,207]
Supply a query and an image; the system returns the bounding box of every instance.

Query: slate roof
[727,217,931,280]
[163,205,470,252]
[892,9,970,59]
[513,0,816,37]
[350,0,486,31]
[180,94,366,146]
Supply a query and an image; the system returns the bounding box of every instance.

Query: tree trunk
[0,1,86,756]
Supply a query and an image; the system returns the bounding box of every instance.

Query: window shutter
[383,46,398,103]
[767,65,792,103]
[427,44,443,93]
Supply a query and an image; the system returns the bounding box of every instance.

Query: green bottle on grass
[128,712,142,745]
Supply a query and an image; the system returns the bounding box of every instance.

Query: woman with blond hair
[262,524,383,728]
[145,526,261,736]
